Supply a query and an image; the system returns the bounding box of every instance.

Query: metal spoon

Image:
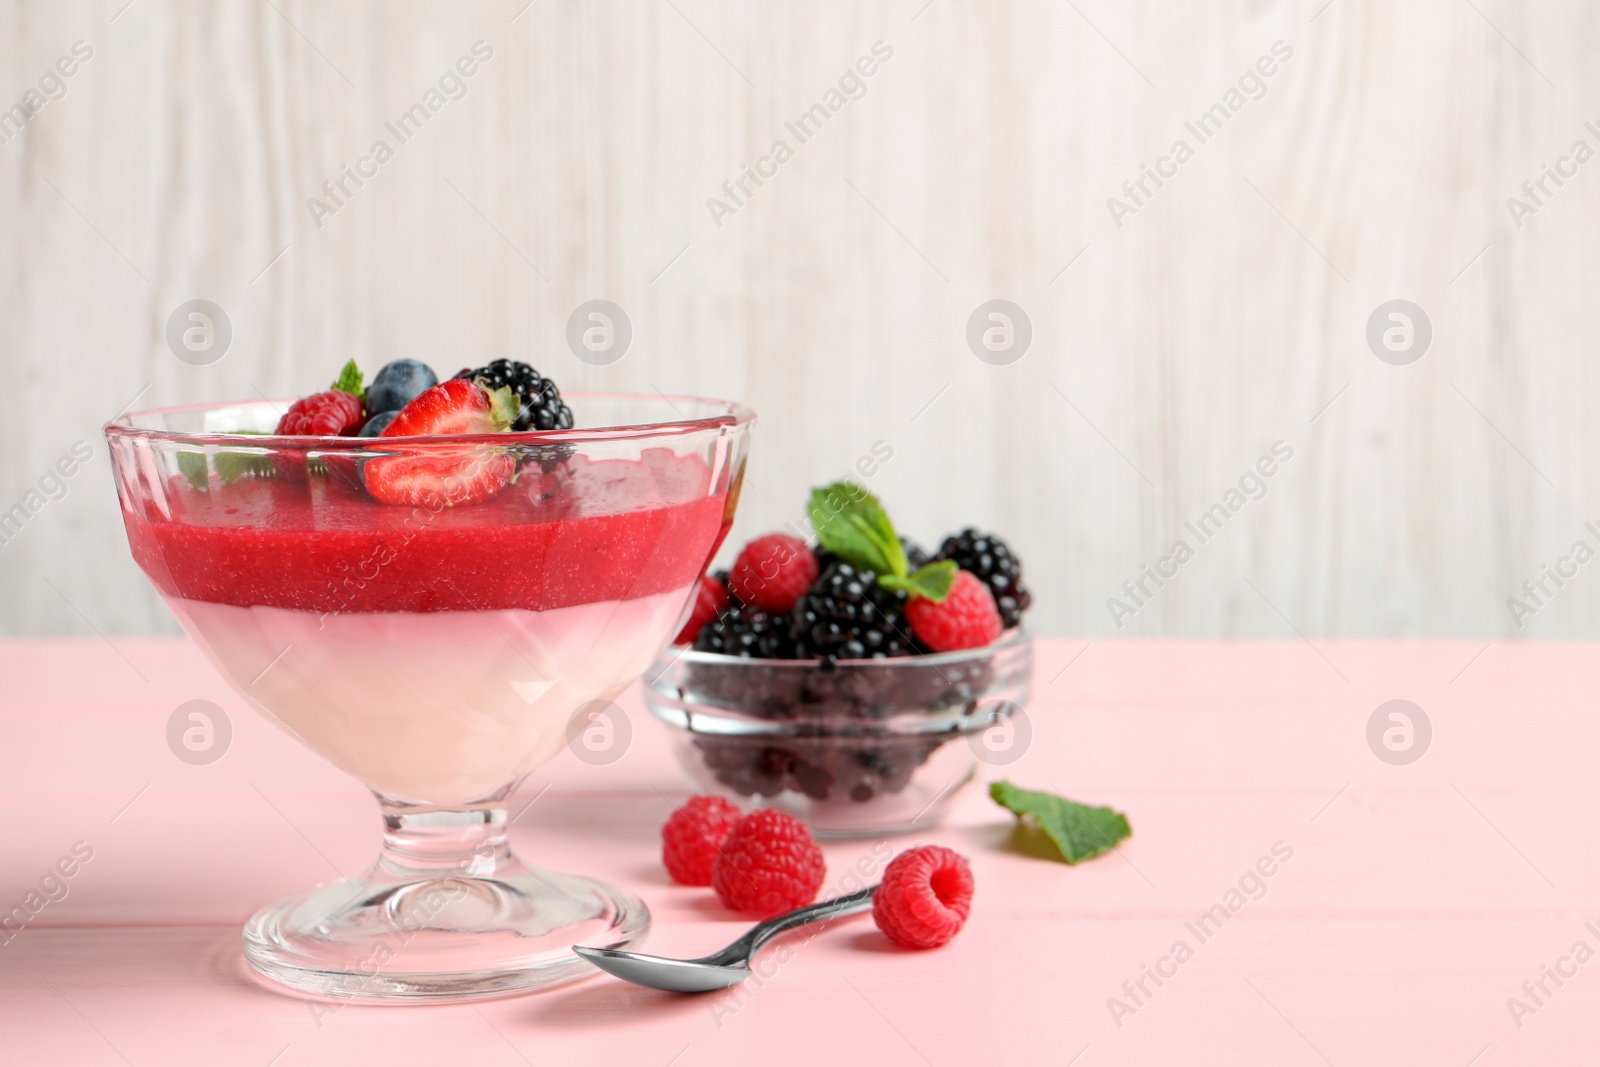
[573,884,878,993]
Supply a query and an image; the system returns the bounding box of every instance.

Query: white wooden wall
[2,0,1597,639]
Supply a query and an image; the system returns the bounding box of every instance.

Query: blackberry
[454,359,573,431]
[793,562,918,660]
[690,737,942,803]
[693,602,800,659]
[901,537,931,571]
[935,528,1031,629]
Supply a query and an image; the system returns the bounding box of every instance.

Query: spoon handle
[726,884,879,960]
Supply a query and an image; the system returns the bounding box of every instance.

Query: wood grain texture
[1,0,1595,639]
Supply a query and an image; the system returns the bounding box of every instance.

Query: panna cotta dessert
[126,452,724,805]
[106,358,753,1001]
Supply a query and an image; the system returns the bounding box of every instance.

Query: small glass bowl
[643,630,1032,838]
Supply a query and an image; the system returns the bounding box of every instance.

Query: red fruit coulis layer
[122,452,730,613]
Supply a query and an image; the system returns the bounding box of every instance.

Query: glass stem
[375,791,522,880]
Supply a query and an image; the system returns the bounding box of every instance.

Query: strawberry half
[362,379,517,508]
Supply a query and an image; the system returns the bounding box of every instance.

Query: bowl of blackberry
[645,482,1033,838]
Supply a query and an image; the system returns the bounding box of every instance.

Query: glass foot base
[243,865,649,1002]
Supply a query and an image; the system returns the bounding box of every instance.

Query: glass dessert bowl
[105,393,752,1001]
[644,630,1032,837]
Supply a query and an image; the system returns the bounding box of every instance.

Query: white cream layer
[166,589,692,805]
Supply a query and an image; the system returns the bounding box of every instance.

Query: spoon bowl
[572,947,753,993]
[575,885,878,993]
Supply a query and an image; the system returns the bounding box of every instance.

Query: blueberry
[358,410,398,437]
[365,359,437,415]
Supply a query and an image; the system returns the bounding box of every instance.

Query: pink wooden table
[1,636,1594,1066]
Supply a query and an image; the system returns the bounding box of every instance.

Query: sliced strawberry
[362,379,517,508]
[379,378,511,437]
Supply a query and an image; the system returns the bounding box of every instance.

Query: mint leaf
[214,450,276,483]
[331,359,365,401]
[990,781,1131,864]
[881,560,958,602]
[176,450,209,490]
[178,444,275,489]
[808,482,908,578]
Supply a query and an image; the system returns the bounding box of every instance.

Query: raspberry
[729,534,819,614]
[872,846,974,949]
[711,809,825,917]
[276,390,364,436]
[661,795,743,886]
[935,528,1031,629]
[905,570,1003,652]
[674,573,731,645]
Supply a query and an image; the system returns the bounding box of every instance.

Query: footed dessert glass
[106,394,752,1001]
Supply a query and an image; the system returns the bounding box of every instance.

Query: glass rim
[651,627,1030,674]
[103,391,756,447]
